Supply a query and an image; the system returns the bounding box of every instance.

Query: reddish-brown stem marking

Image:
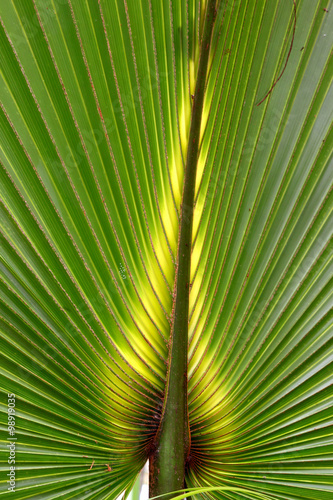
[257,0,297,106]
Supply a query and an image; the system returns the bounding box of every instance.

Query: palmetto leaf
[0,0,332,499]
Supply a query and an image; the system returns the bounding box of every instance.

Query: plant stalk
[149,1,217,497]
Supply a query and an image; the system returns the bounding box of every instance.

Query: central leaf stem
[149,1,217,497]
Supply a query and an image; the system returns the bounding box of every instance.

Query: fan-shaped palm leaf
[0,0,332,499]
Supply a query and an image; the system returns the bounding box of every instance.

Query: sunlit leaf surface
[0,0,332,498]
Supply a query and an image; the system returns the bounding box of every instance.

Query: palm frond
[0,0,332,499]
